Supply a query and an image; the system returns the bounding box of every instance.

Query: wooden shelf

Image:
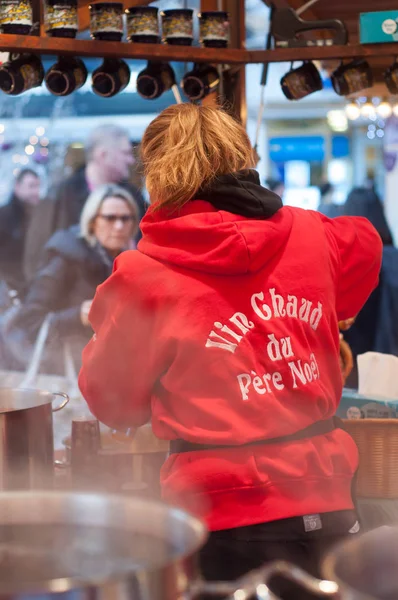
[0,34,397,65]
[0,34,252,64]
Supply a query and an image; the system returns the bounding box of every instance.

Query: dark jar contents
[137,61,175,100]
[92,58,130,97]
[44,0,78,38]
[45,56,87,96]
[331,60,373,96]
[280,62,323,100]
[1,0,32,35]
[199,11,229,48]
[126,5,159,43]
[181,64,219,100]
[0,54,44,96]
[89,2,124,41]
[161,9,193,46]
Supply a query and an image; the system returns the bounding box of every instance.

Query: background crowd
[0,124,146,376]
[0,121,397,388]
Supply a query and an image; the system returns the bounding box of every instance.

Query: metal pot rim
[321,528,397,600]
[0,490,208,595]
[0,387,67,413]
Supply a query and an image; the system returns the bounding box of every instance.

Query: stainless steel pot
[0,388,69,490]
[232,526,398,600]
[0,491,394,600]
[0,491,209,600]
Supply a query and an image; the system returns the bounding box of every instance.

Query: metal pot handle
[51,392,70,412]
[190,561,339,599]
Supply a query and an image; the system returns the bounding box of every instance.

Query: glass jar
[89,2,123,41]
[136,61,175,100]
[199,11,229,48]
[161,9,193,46]
[92,58,130,97]
[126,6,159,44]
[0,53,44,95]
[181,64,219,100]
[331,60,373,96]
[44,0,78,38]
[385,61,398,94]
[45,56,87,96]
[280,62,323,100]
[0,0,32,35]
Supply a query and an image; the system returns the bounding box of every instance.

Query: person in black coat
[11,184,139,373]
[0,169,41,293]
[24,124,147,281]
[342,187,395,388]
[318,183,343,218]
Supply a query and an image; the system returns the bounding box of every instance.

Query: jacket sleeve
[18,254,84,340]
[323,215,383,321]
[79,256,161,431]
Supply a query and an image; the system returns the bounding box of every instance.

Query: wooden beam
[0,33,251,62]
[1,34,397,64]
[224,0,246,125]
[30,0,42,35]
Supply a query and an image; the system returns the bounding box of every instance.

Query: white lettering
[267,333,282,362]
[270,288,286,318]
[299,298,312,323]
[286,295,298,318]
[206,331,237,354]
[252,372,266,394]
[310,353,320,379]
[229,312,254,335]
[206,289,323,355]
[281,336,294,359]
[263,372,272,393]
[272,372,284,390]
[237,373,251,400]
[214,321,242,343]
[251,292,272,321]
[237,369,286,399]
[309,302,323,331]
[304,362,313,382]
[288,360,307,389]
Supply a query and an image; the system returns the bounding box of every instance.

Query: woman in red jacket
[79,104,382,588]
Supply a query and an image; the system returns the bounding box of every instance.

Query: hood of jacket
[139,170,292,275]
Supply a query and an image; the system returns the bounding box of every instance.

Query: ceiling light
[377,102,392,119]
[361,102,376,119]
[345,103,360,120]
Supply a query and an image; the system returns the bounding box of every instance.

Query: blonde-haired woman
[9,184,138,373]
[80,104,382,590]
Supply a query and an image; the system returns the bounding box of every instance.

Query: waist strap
[170,417,339,455]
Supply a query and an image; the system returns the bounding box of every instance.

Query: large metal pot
[0,491,209,600]
[0,388,69,490]
[239,526,398,599]
[0,491,395,600]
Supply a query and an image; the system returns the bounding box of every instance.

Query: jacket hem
[164,475,355,532]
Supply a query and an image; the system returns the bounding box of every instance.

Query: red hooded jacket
[79,184,382,531]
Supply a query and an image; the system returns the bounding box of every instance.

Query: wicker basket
[344,418,398,499]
